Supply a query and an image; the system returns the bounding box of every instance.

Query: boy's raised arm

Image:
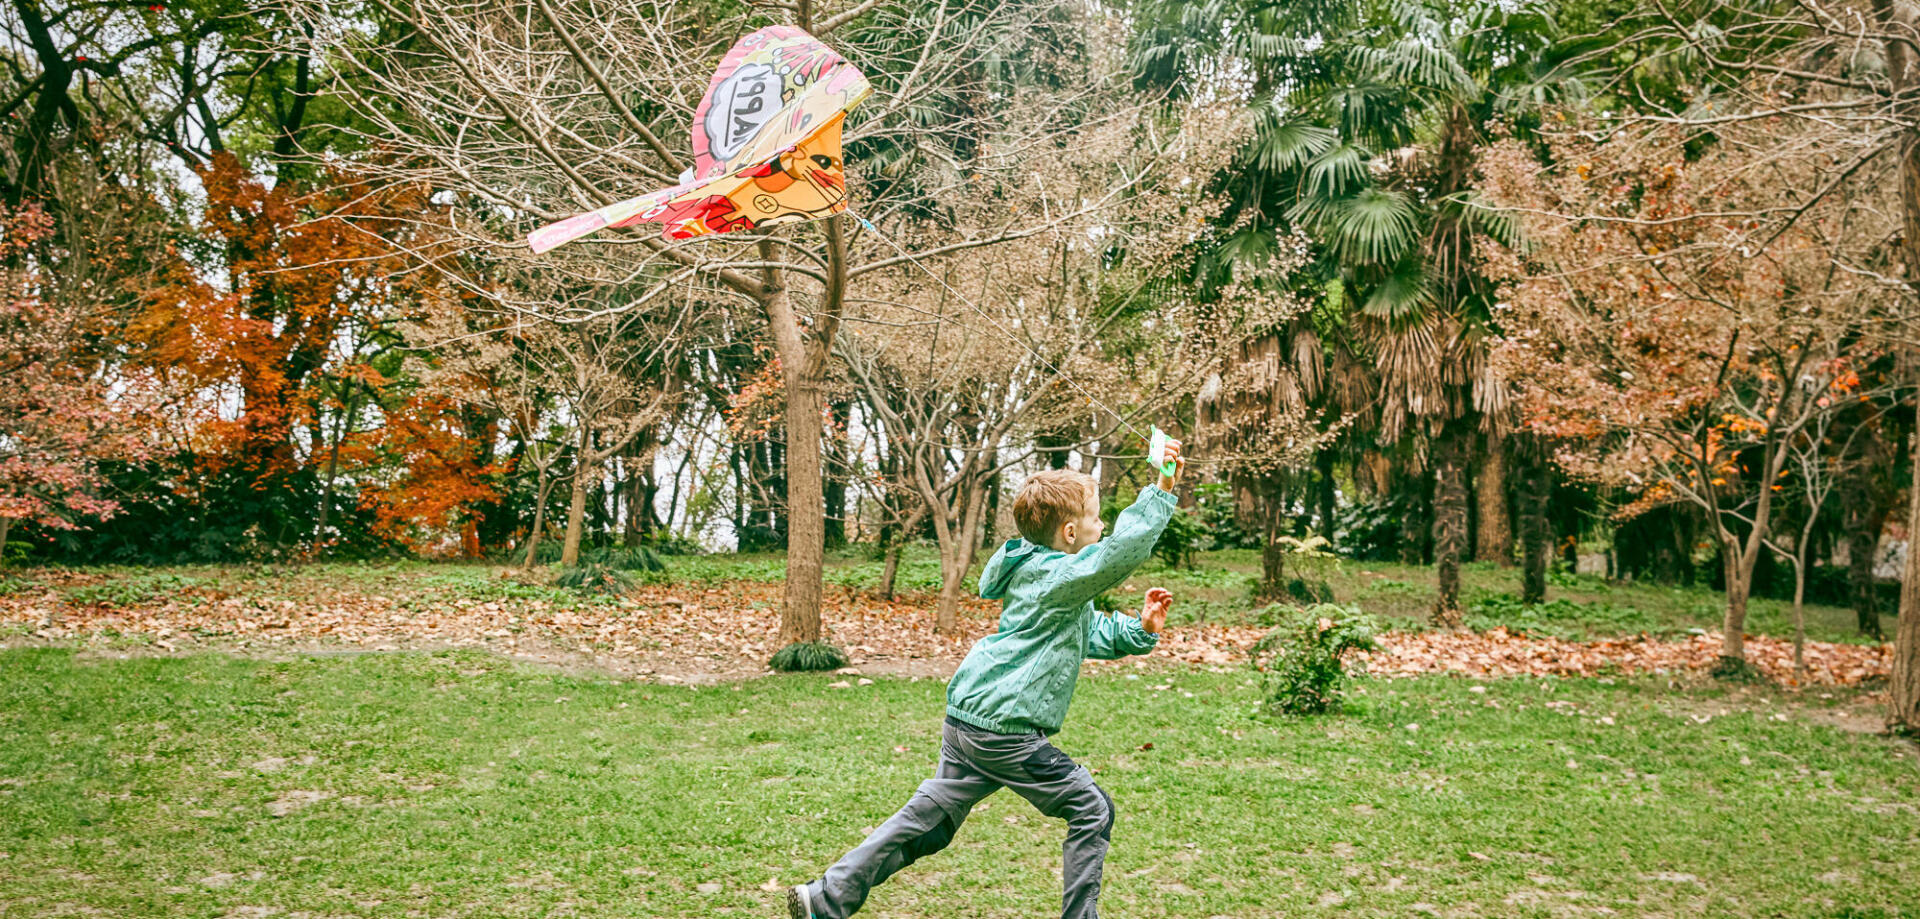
[1040,485,1178,610]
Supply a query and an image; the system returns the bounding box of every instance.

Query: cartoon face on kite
[652,135,849,240]
[527,26,871,255]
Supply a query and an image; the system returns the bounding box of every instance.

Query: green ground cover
[2,649,1913,917]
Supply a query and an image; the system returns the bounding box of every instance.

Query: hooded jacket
[945,484,1177,735]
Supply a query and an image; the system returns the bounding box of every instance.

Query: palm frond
[1321,187,1421,266]
[1361,257,1435,322]
[1251,119,1339,174]
[1303,143,1371,199]
[1347,38,1476,98]
[1441,190,1525,250]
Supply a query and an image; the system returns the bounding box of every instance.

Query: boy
[788,440,1186,919]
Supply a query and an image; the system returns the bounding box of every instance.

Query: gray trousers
[803,715,1115,919]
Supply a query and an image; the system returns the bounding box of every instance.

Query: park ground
[2,549,1917,917]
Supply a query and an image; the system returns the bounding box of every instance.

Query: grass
[2,648,1915,917]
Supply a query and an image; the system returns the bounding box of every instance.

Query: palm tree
[1135,0,1569,622]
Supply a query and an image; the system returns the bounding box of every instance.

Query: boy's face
[1056,486,1104,553]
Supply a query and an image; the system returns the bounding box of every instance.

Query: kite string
[844,207,1152,443]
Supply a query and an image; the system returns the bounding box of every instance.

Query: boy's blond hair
[1012,468,1097,546]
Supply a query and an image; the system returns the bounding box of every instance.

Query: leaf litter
[0,570,1889,687]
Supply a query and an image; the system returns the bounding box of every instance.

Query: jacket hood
[978,538,1045,600]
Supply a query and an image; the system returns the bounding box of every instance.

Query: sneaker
[786,883,816,919]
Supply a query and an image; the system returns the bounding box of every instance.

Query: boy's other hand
[1157,440,1185,492]
[1141,587,1172,633]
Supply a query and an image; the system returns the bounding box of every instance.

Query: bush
[641,532,706,556]
[553,563,635,595]
[1153,505,1208,568]
[1333,495,1412,561]
[1250,603,1379,716]
[1285,577,1335,605]
[583,545,666,573]
[769,640,848,672]
[1191,482,1263,550]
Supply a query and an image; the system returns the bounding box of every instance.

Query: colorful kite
[528,26,872,254]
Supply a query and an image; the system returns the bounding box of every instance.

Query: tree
[0,201,152,560]
[407,280,687,566]
[1132,0,1567,623]
[292,0,1180,664]
[1565,0,1920,734]
[842,95,1266,632]
[1483,118,1897,673]
[1762,396,1887,674]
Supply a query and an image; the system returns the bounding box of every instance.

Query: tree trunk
[1316,448,1337,540]
[1792,558,1807,675]
[1891,423,1920,733]
[880,543,901,602]
[761,210,847,653]
[1847,501,1888,640]
[1873,0,1920,730]
[0,516,11,564]
[1720,541,1751,665]
[622,455,646,548]
[777,354,827,645]
[1519,438,1551,605]
[766,283,829,646]
[561,455,590,568]
[933,468,991,634]
[825,400,850,549]
[1398,479,1427,565]
[522,469,552,569]
[313,385,362,549]
[935,544,970,634]
[1431,427,1468,627]
[1257,487,1287,600]
[1475,431,1512,564]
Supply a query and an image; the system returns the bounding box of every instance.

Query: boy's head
[1013,468,1103,553]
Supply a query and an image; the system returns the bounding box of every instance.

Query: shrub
[769,640,848,672]
[553,563,635,595]
[1250,603,1379,715]
[583,545,666,573]
[1464,593,1668,641]
[1285,576,1335,605]
[641,532,706,556]
[1191,482,1263,550]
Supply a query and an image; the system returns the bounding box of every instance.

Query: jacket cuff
[1120,613,1161,652]
[1139,484,1178,507]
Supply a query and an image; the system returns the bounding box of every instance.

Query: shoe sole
[787,884,813,919]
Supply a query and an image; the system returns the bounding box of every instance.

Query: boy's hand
[1157,440,1185,492]
[1141,587,1172,634]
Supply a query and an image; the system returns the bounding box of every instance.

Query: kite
[528,26,872,254]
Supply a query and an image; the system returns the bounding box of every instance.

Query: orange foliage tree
[1482,122,1898,672]
[129,152,491,553]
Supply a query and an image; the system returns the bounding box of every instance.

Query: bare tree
[1763,391,1893,674]
[277,0,1151,662]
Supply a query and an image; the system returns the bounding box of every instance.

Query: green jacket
[945,484,1177,735]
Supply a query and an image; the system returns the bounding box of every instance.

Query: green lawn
[3,648,1914,918]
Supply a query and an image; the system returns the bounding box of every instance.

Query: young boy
[788,441,1186,919]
